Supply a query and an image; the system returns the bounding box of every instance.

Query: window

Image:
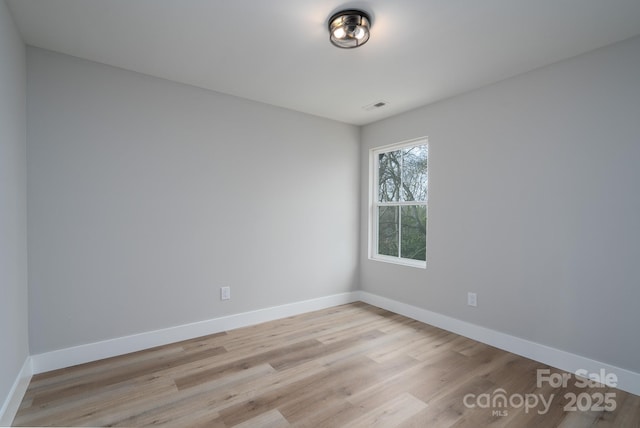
[371,138,428,268]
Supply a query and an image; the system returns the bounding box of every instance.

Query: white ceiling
[7,0,640,125]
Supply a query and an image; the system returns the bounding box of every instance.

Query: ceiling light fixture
[328,9,371,49]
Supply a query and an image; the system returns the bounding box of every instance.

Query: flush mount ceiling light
[328,9,371,49]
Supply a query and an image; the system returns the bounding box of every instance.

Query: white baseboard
[26,290,640,397]
[0,357,32,427]
[356,291,640,396]
[30,292,359,374]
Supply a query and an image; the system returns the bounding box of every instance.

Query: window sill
[369,255,426,269]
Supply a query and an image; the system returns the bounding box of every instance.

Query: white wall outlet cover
[467,292,477,307]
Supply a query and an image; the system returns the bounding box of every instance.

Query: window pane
[401,145,428,202]
[401,205,426,261]
[378,150,401,202]
[378,206,399,257]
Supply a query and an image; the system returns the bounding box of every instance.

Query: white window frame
[369,137,428,269]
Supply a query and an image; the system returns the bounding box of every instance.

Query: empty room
[1,0,640,427]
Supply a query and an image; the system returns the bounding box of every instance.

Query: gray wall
[360,36,640,373]
[0,0,28,409]
[27,48,360,354]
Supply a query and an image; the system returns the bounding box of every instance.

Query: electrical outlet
[220,286,231,301]
[467,292,477,307]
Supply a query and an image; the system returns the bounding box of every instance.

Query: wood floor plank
[174,338,319,390]
[15,373,178,427]
[109,363,278,427]
[12,303,640,427]
[345,392,428,427]
[23,344,185,398]
[604,392,640,427]
[218,355,379,427]
[31,345,227,407]
[231,409,290,428]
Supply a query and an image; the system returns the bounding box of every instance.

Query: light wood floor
[13,302,640,427]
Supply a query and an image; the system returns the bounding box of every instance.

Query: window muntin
[372,139,428,267]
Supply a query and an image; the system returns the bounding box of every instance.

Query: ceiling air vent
[363,100,389,111]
